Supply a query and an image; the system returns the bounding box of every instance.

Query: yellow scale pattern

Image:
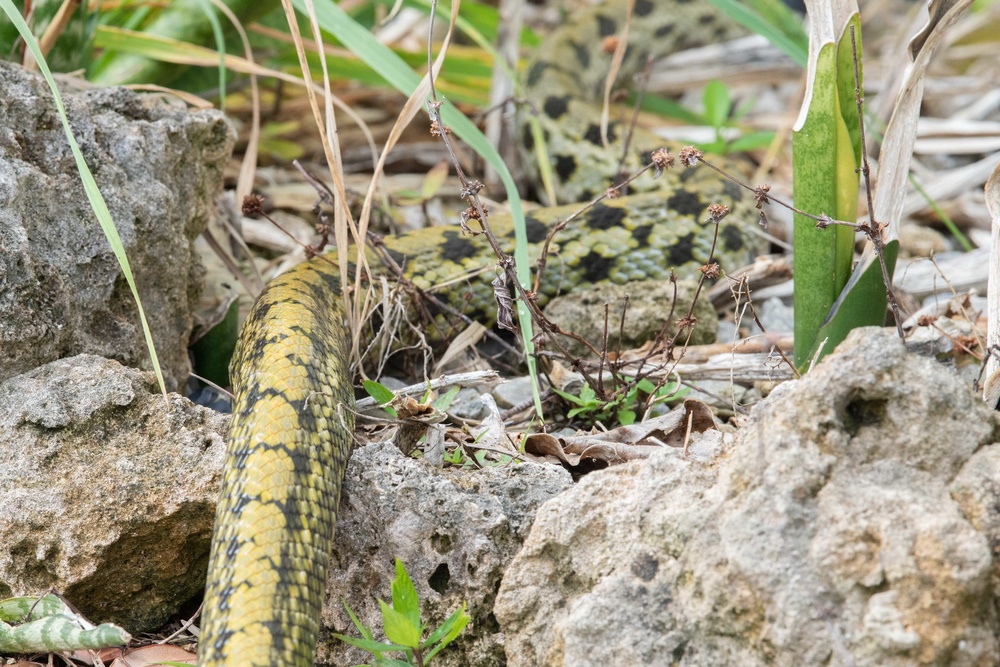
[199,260,354,666]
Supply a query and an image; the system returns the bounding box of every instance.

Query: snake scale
[198,1,762,665]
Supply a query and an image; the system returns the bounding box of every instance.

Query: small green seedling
[335,559,469,667]
[553,377,686,427]
[697,80,775,155]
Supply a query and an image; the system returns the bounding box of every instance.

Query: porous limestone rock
[0,354,228,631]
[0,61,234,391]
[495,327,1000,666]
[320,440,573,667]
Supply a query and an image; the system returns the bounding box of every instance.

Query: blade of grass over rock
[295,0,542,416]
[792,1,860,368]
[0,0,167,395]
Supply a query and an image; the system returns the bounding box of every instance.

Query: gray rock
[448,386,493,421]
[0,62,234,391]
[0,354,228,631]
[495,327,1000,666]
[319,440,573,667]
[491,375,538,410]
[682,379,747,410]
[541,278,716,355]
[749,295,794,334]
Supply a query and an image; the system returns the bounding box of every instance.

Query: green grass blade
[0,0,167,395]
[708,0,808,66]
[194,0,228,108]
[909,173,973,251]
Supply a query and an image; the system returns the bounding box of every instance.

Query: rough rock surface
[319,441,573,667]
[0,354,228,631]
[542,278,716,354]
[495,327,1000,666]
[0,61,234,391]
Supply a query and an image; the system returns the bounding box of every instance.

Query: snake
[197,1,762,665]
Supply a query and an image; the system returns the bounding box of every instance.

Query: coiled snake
[198,1,760,664]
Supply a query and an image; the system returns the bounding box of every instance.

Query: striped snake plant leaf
[0,595,131,654]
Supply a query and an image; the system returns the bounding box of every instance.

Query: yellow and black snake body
[198,1,761,665]
[199,260,354,666]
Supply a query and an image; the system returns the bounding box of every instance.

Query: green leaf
[727,130,776,152]
[422,604,470,661]
[636,378,657,394]
[551,387,586,406]
[334,634,409,653]
[702,80,732,129]
[363,380,398,418]
[363,380,397,406]
[617,409,636,426]
[636,92,706,125]
[812,240,899,363]
[421,603,468,647]
[379,600,422,648]
[432,386,461,411]
[390,559,422,632]
[695,138,727,155]
[791,9,862,368]
[372,658,414,667]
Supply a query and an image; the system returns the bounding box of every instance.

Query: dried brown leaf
[108,644,197,667]
[523,400,717,468]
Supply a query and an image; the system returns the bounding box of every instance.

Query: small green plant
[635,80,774,156]
[442,425,517,469]
[442,446,515,468]
[553,377,686,427]
[696,80,775,155]
[335,559,470,667]
[362,380,461,421]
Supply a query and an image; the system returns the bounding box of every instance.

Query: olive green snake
[197,1,760,665]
